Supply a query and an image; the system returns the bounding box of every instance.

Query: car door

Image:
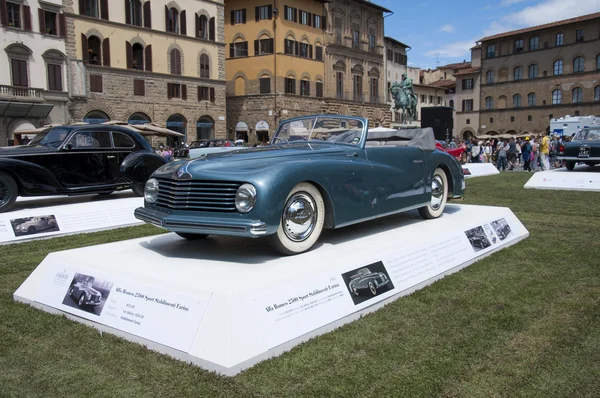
[366,144,428,214]
[111,131,137,182]
[60,130,118,187]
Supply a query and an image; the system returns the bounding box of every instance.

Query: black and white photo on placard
[61,273,113,316]
[490,218,512,240]
[341,261,395,305]
[10,215,60,237]
[464,226,492,252]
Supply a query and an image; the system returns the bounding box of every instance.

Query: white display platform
[0,192,144,244]
[524,165,600,191]
[14,204,528,376]
[462,163,500,178]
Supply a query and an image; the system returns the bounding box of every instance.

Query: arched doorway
[235,121,249,143]
[166,114,187,147]
[84,110,109,124]
[9,118,36,145]
[255,120,270,143]
[196,116,214,140]
[462,129,474,141]
[128,112,151,125]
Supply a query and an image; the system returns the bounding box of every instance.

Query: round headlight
[144,178,159,204]
[235,183,257,213]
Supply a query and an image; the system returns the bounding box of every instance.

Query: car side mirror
[64,143,73,150]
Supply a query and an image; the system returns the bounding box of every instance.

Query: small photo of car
[61,273,114,316]
[10,215,59,237]
[490,218,512,241]
[341,261,395,305]
[465,226,492,252]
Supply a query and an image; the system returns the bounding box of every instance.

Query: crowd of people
[448,134,572,172]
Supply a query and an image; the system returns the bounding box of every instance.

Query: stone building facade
[477,12,600,136]
[63,0,227,147]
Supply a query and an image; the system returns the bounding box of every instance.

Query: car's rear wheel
[176,233,209,240]
[268,183,325,255]
[419,168,448,219]
[0,172,18,213]
[566,161,575,171]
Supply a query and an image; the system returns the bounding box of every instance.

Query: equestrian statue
[390,73,418,124]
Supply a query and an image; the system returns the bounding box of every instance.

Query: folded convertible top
[366,127,436,152]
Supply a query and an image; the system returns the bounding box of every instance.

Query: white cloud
[425,40,476,58]
[501,0,599,27]
[499,0,528,7]
[440,24,455,33]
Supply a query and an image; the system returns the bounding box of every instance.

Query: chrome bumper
[134,207,268,237]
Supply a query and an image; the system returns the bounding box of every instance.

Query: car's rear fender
[426,151,464,198]
[121,151,167,185]
[0,158,63,195]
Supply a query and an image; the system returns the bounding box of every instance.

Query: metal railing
[0,85,43,98]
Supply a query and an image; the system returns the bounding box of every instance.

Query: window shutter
[167,83,172,99]
[254,40,259,55]
[210,87,215,102]
[269,38,274,53]
[284,6,288,19]
[175,51,181,74]
[100,0,109,20]
[322,16,326,30]
[145,44,152,71]
[78,0,84,16]
[295,41,299,56]
[102,37,111,66]
[307,12,312,27]
[294,8,298,23]
[230,10,234,25]
[143,1,151,28]
[81,33,88,62]
[165,5,168,31]
[23,5,32,31]
[181,84,187,100]
[126,41,133,69]
[180,10,186,35]
[242,9,246,23]
[229,43,234,58]
[56,65,63,91]
[209,17,215,41]
[0,0,7,26]
[268,5,272,20]
[125,0,131,24]
[244,41,248,55]
[309,45,313,58]
[255,6,259,22]
[38,9,45,33]
[59,13,66,37]
[195,13,198,37]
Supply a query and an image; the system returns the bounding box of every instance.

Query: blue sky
[379,0,599,69]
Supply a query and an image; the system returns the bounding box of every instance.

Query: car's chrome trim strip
[335,202,430,228]
[557,156,600,161]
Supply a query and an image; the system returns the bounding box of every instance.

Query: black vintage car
[559,126,600,170]
[0,125,166,213]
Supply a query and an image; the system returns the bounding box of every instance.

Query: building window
[197,14,209,39]
[572,87,582,103]
[313,14,321,29]
[80,0,99,18]
[513,94,521,108]
[513,66,523,81]
[257,5,271,21]
[260,77,270,94]
[573,57,584,73]
[462,78,473,90]
[255,37,274,55]
[594,86,600,102]
[489,117,493,123]
[514,39,523,53]
[334,16,343,45]
[462,99,473,111]
[552,89,562,104]
[47,64,62,91]
[466,119,470,125]
[553,59,563,75]
[285,78,296,94]
[299,10,309,25]
[369,31,376,53]
[90,74,103,92]
[576,29,584,42]
[528,92,536,107]
[167,83,182,99]
[299,42,311,58]
[528,115,532,121]
[370,78,378,103]
[510,116,515,122]
[352,23,360,49]
[596,54,600,70]
[316,81,323,98]
[231,41,248,57]
[449,99,454,109]
[133,79,145,96]
[529,36,539,51]
[284,6,296,22]
[353,75,362,101]
[336,72,344,99]
[11,59,28,87]
[556,33,563,46]
[199,54,210,78]
[300,79,310,96]
[420,95,425,103]
[43,10,58,35]
[485,96,493,109]
[528,64,538,79]
[315,46,323,61]
[170,48,181,74]
[166,7,179,33]
[128,0,142,26]
[284,39,296,55]
[87,36,102,65]
[487,44,495,58]
[197,86,209,101]
[232,9,246,24]
[486,70,494,84]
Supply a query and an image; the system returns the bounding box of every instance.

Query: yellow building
[225,0,327,143]
[64,0,227,146]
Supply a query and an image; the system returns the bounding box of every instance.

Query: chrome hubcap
[283,192,317,242]
[0,180,8,207]
[431,175,444,210]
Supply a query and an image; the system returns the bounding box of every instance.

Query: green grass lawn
[1,173,599,398]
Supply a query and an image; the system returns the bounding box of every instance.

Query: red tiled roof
[429,79,456,88]
[480,12,600,42]
[454,67,481,76]
[438,61,471,70]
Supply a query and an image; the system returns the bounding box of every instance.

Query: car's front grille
[155,177,241,212]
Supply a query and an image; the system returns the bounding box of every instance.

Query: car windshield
[29,128,70,148]
[272,116,364,146]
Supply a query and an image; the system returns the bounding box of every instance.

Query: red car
[436,141,467,164]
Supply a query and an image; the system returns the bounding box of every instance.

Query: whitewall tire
[418,168,448,219]
[268,183,326,255]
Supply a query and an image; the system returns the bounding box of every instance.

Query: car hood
[0,145,52,157]
[156,143,349,176]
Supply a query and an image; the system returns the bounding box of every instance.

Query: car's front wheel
[176,233,209,240]
[566,161,575,171]
[368,281,377,296]
[27,226,36,234]
[78,293,86,307]
[419,168,448,219]
[268,183,325,255]
[0,172,18,213]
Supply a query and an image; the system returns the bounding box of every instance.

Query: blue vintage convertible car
[135,115,465,255]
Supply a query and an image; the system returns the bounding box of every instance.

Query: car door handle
[107,155,116,159]
[347,152,358,157]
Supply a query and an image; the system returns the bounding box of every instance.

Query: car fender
[0,158,63,195]
[425,151,464,198]
[121,151,167,185]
